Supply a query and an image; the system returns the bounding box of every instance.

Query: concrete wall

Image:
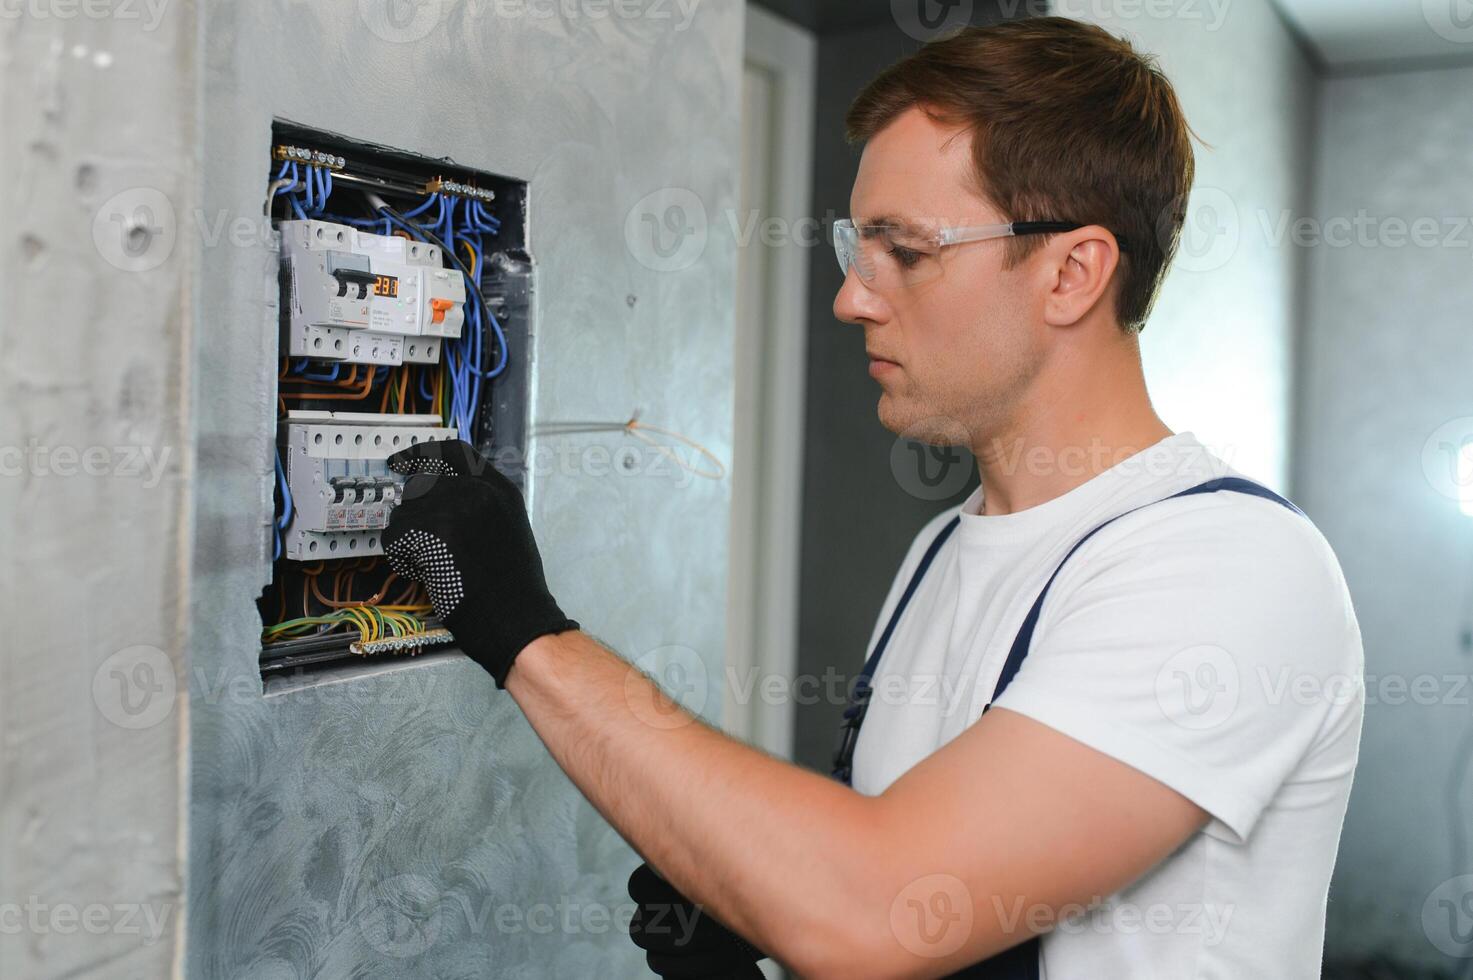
[1064,0,1320,492]
[188,2,741,978]
[0,5,196,978]
[1296,64,1473,972]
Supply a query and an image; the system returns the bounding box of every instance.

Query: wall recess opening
[258,119,533,682]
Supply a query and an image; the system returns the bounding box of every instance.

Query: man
[383,17,1364,979]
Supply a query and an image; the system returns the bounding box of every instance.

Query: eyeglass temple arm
[1010,220,1133,254]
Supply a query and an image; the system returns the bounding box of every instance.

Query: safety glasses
[832,218,1089,289]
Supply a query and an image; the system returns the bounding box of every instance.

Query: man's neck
[971,343,1172,517]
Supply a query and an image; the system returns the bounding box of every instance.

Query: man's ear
[1040,226,1122,328]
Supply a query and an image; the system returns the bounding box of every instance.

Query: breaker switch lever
[332,268,377,299]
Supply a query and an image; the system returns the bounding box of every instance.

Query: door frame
[724,4,817,758]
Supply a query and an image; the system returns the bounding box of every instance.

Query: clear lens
[832,219,946,289]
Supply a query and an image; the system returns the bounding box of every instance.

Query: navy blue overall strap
[945,477,1303,980]
[984,476,1304,715]
[831,514,961,783]
[832,476,1303,979]
[860,516,963,694]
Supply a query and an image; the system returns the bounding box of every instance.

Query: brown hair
[846,17,1196,332]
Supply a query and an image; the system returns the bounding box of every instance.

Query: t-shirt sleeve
[990,494,1363,844]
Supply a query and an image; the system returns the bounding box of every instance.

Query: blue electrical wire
[379,206,475,432]
[273,447,294,562]
[274,448,294,529]
[304,195,507,437]
[302,361,341,383]
[270,165,515,443]
[403,193,439,219]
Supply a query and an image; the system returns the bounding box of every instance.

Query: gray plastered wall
[0,0,744,977]
[189,1,742,977]
[0,3,197,978]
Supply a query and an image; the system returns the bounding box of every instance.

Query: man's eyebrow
[855,215,930,238]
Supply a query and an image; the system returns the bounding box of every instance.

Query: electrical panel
[258,121,532,678]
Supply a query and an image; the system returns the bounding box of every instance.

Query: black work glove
[382,440,578,687]
[627,863,767,980]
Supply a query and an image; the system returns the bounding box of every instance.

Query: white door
[725,5,816,760]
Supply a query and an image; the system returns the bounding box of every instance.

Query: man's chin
[878,396,973,447]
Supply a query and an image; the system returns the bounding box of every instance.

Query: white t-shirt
[851,432,1364,979]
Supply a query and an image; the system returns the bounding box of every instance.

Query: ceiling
[749,0,1008,34]
[1275,0,1473,69]
[748,0,906,33]
[751,0,1473,71]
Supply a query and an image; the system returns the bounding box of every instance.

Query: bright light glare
[1461,443,1473,517]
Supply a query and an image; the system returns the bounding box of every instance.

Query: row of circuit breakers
[278,219,464,561]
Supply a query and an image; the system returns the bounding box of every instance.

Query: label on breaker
[345,334,404,365]
[369,304,416,335]
[328,295,370,328]
[325,501,390,530]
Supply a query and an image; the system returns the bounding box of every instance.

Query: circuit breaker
[279,411,456,560]
[280,219,467,366]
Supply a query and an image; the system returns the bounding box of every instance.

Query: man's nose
[833,266,889,326]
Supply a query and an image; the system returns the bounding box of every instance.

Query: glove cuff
[446,601,580,688]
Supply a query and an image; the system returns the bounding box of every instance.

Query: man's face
[834,107,1046,446]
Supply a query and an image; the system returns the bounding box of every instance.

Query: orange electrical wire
[281,364,366,393]
[282,368,374,401]
[311,571,403,609]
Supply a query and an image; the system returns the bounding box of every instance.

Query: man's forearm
[504,629,881,972]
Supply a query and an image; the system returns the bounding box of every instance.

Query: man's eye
[887,245,925,268]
